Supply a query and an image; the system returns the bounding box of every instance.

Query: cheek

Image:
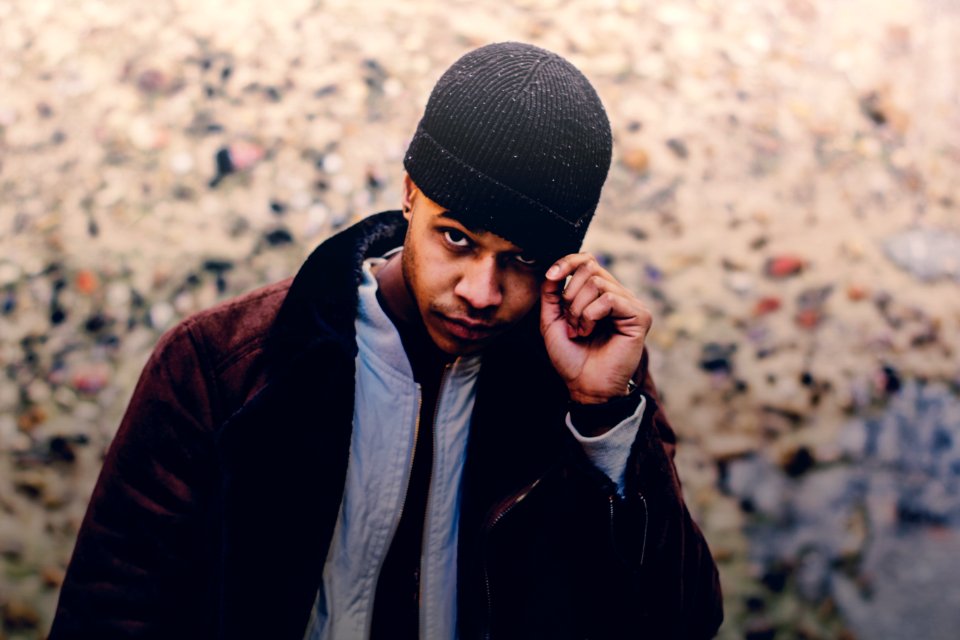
[411,248,458,302]
[503,274,541,316]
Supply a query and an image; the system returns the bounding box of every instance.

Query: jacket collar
[266,210,409,368]
[215,210,409,639]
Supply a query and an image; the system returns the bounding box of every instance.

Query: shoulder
[153,277,294,416]
[180,278,292,365]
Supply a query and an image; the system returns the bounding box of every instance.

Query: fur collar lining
[266,210,409,367]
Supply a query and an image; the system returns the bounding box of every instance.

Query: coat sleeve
[600,348,724,639]
[49,320,220,639]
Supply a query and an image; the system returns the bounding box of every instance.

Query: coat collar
[266,210,409,368]
[214,210,410,639]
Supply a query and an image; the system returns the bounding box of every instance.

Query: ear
[401,173,417,221]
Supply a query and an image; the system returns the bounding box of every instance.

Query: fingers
[548,254,624,303]
[543,253,651,339]
[541,253,595,325]
[576,292,616,337]
[546,253,611,286]
[543,253,597,330]
[544,253,624,332]
[539,270,566,326]
[567,276,616,334]
[577,291,651,338]
[564,264,619,309]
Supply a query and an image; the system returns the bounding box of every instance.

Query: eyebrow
[435,211,533,257]
[435,211,484,235]
[436,210,469,225]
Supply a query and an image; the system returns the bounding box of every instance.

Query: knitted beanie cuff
[404,126,590,261]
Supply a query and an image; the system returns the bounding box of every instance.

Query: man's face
[401,183,542,356]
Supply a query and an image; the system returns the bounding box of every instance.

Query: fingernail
[546,265,560,279]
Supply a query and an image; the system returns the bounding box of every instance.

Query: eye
[514,254,537,267]
[443,229,471,248]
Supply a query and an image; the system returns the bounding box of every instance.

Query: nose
[453,255,503,311]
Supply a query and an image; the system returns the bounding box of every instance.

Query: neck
[373,251,418,325]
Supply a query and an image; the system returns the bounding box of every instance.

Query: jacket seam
[182,318,224,430]
[212,336,268,377]
[187,284,288,372]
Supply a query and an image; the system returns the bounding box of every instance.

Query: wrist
[568,378,637,405]
[568,382,642,437]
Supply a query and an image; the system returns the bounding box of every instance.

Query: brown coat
[51,211,722,639]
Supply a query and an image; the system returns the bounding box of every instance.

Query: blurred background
[2,0,960,637]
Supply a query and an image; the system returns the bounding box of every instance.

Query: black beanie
[403,42,612,261]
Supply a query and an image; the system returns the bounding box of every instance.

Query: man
[51,42,722,639]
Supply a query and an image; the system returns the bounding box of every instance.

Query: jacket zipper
[418,360,455,633]
[481,476,544,640]
[609,491,648,567]
[481,484,650,639]
[366,384,423,637]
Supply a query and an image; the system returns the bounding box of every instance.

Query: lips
[436,313,500,342]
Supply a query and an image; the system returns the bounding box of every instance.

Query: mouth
[435,313,501,342]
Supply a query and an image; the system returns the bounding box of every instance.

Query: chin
[430,330,488,356]
[436,338,480,356]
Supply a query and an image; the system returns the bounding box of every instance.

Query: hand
[540,253,652,404]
